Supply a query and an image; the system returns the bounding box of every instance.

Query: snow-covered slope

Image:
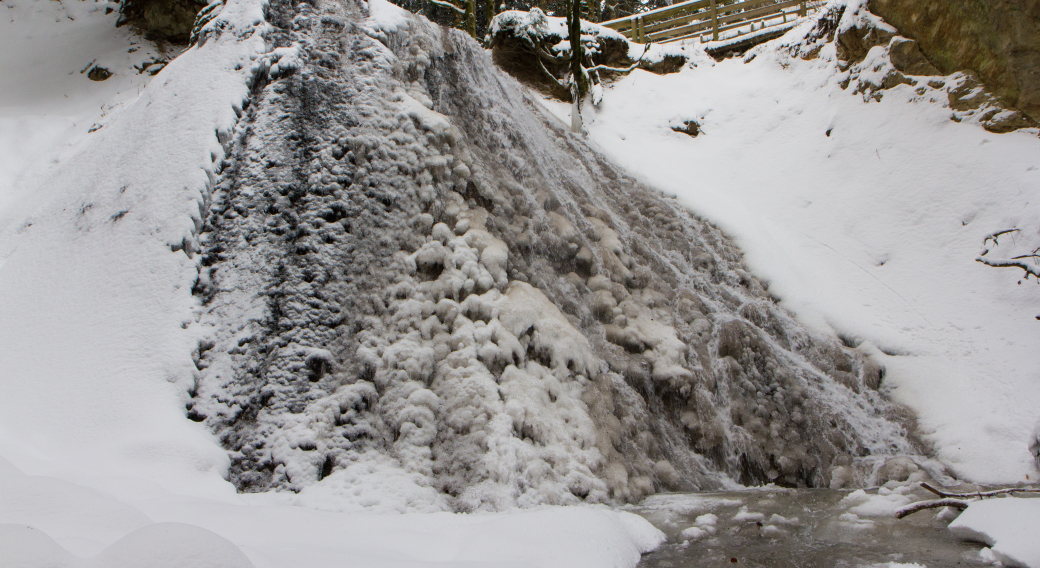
[0,0,663,565]
[0,0,164,232]
[0,0,264,495]
[570,2,1040,485]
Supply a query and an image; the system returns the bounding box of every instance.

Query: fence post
[710,0,718,40]
[799,0,806,17]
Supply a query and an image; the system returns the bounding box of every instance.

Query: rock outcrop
[789,3,1038,133]
[868,0,1040,122]
[118,0,208,42]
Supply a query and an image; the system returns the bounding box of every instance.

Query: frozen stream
[629,486,999,567]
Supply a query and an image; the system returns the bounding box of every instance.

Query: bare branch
[537,56,568,91]
[982,228,1020,248]
[896,483,1040,519]
[921,482,1040,499]
[586,42,652,74]
[426,0,466,16]
[894,498,969,519]
[975,256,1040,279]
[536,46,568,64]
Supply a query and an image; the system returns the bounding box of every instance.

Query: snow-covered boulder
[487,9,686,100]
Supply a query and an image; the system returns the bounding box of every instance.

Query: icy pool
[629,486,993,568]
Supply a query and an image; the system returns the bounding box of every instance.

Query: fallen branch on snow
[976,227,1040,281]
[921,482,1040,499]
[895,498,969,519]
[895,483,1040,519]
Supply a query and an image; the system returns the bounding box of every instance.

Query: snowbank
[0,0,266,496]
[950,498,1040,568]
[0,454,664,568]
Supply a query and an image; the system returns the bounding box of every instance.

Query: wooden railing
[601,0,811,44]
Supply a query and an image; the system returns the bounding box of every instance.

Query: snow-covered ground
[0,1,663,566]
[2,0,1038,565]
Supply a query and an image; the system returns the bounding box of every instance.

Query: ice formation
[188,0,930,511]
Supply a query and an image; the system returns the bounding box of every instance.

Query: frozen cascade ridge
[190,0,930,512]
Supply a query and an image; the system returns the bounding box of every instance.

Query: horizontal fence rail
[601,0,814,44]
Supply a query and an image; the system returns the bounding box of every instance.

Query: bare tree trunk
[568,0,585,132]
[465,0,477,38]
[485,0,496,36]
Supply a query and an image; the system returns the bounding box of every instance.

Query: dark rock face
[118,0,208,42]
[835,18,895,64]
[190,0,926,512]
[868,0,1040,121]
[888,37,940,76]
[803,3,1038,132]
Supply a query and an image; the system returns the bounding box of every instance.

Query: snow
[0,0,162,230]
[0,0,265,496]
[367,0,412,31]
[951,498,1040,568]
[731,506,766,523]
[489,9,684,66]
[568,7,1040,485]
[841,487,913,517]
[0,454,664,568]
[3,0,1039,564]
[0,0,664,566]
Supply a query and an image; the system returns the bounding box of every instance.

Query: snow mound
[950,498,1040,568]
[488,8,686,101]
[92,523,255,568]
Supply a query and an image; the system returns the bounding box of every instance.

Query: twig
[896,483,1040,519]
[1009,252,1040,262]
[894,498,969,519]
[921,482,1040,499]
[426,0,465,16]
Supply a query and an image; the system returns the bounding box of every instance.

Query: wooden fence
[600,0,811,44]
